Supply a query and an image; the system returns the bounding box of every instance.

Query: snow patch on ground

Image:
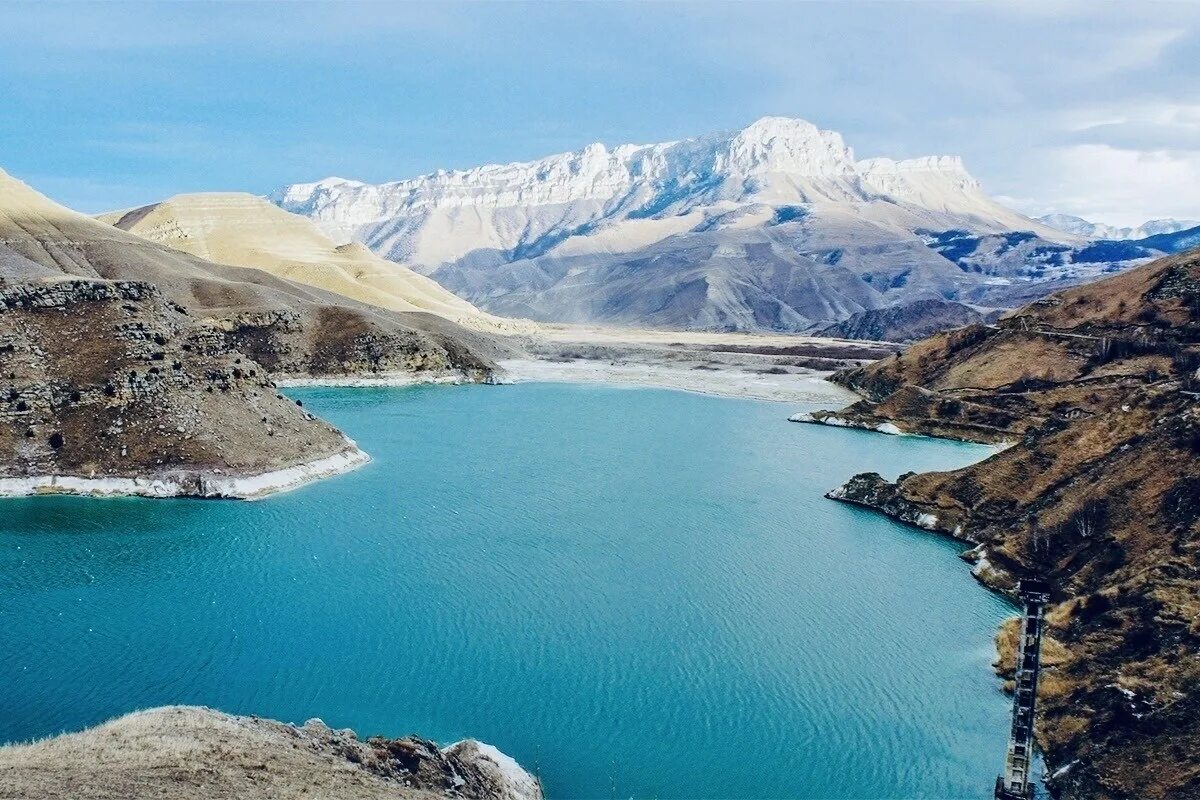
[275,371,473,388]
[789,413,906,435]
[445,740,542,800]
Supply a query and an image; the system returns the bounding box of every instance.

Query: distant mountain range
[272,117,1193,335]
[1037,213,1200,241]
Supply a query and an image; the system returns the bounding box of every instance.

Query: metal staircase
[995,578,1051,800]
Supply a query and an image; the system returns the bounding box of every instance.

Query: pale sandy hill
[0,167,502,380]
[100,193,531,334]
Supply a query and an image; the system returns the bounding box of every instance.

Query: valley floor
[497,358,856,404]
[499,324,894,403]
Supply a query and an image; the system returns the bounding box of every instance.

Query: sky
[1,0,1197,226]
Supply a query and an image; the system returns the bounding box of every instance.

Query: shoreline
[274,370,477,388]
[0,443,370,501]
[788,410,905,435]
[788,409,1018,448]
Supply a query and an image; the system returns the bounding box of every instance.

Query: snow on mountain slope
[274,117,1070,271]
[1037,213,1200,241]
[99,193,529,334]
[272,117,1112,332]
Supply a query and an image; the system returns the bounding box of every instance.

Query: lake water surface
[0,383,1013,798]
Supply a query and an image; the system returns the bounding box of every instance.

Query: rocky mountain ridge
[273,116,1171,334]
[1037,213,1200,242]
[273,118,1056,264]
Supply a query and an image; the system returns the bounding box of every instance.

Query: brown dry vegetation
[812,249,1200,799]
[0,280,353,481]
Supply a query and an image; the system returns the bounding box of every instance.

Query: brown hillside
[803,249,1200,799]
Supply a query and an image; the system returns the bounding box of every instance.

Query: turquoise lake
[0,383,1015,798]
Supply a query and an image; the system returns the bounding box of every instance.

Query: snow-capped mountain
[273,117,1150,333]
[274,117,1062,270]
[1037,213,1200,241]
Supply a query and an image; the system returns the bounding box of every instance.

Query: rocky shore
[0,707,541,800]
[800,249,1200,799]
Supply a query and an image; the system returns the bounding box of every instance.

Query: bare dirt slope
[99,193,529,336]
[0,706,541,800]
[802,249,1200,799]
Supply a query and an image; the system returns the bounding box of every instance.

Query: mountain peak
[721,117,855,175]
[271,117,1052,267]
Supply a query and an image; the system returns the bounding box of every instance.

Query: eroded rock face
[0,279,358,494]
[819,298,988,343]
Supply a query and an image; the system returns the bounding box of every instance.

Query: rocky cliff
[818,297,988,342]
[0,706,542,800]
[798,249,1200,799]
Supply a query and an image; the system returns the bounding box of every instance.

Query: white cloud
[1007,144,1200,226]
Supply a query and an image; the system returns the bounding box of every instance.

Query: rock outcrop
[802,248,1200,799]
[0,706,542,800]
[0,278,365,497]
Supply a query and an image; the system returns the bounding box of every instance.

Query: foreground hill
[0,278,365,497]
[274,117,1158,333]
[0,167,498,496]
[0,706,540,800]
[795,249,1200,799]
[99,193,529,335]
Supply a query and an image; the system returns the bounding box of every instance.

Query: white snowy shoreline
[496,358,858,404]
[0,444,370,501]
[788,411,905,435]
[275,371,475,388]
